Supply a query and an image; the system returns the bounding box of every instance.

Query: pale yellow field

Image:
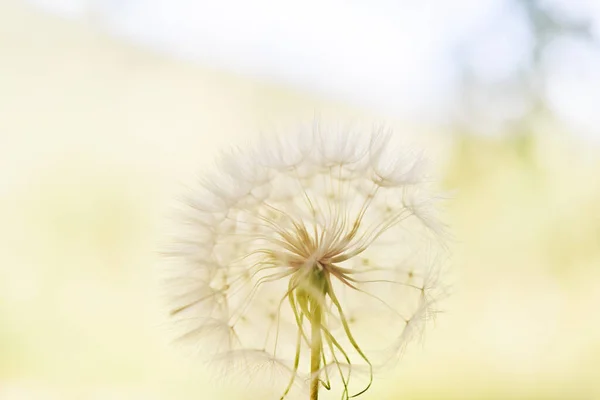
[1,2,599,399]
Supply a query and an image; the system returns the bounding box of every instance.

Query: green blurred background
[1,1,599,399]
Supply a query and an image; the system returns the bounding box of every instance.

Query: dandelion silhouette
[162,122,448,399]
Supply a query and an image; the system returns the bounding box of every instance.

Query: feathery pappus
[161,122,450,399]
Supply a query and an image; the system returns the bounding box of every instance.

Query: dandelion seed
[162,122,450,399]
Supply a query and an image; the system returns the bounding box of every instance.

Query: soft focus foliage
[1,2,599,400]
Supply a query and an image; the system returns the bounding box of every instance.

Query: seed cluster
[162,124,447,399]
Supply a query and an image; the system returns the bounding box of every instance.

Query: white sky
[25,0,600,141]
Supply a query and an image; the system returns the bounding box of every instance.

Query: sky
[25,0,600,141]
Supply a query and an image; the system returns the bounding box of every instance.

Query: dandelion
[161,122,449,399]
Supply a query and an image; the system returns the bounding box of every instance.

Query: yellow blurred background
[1,2,599,399]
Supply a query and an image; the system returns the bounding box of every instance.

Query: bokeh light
[2,1,599,399]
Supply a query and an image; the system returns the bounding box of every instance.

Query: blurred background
[1,0,599,399]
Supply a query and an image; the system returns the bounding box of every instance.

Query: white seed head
[161,122,449,399]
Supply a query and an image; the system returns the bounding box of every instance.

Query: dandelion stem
[309,298,322,400]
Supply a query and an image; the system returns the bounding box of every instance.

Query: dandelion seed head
[162,122,449,398]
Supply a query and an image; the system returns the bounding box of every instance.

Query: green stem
[310,299,322,400]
